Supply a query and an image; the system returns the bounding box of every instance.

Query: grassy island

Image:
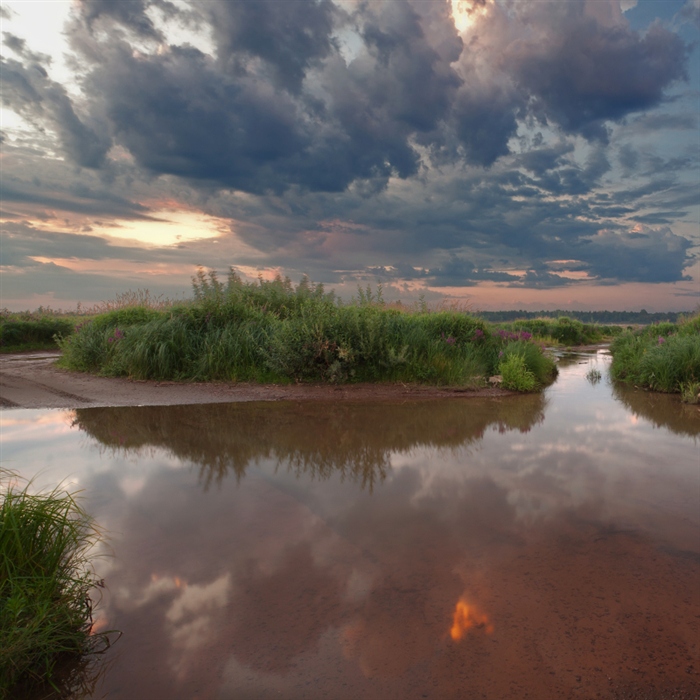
[609,313,700,403]
[54,271,561,391]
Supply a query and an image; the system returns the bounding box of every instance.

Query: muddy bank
[0,351,513,409]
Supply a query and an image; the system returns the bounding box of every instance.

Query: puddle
[3,350,699,699]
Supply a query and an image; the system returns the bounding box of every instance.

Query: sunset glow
[451,0,488,33]
[92,209,229,247]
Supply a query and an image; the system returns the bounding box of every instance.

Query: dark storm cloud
[579,228,693,283]
[2,32,51,65]
[205,0,338,93]
[1,0,697,302]
[518,143,575,177]
[428,254,520,287]
[0,222,175,267]
[77,0,180,40]
[0,57,110,168]
[25,0,689,192]
[1,176,153,219]
[504,7,689,141]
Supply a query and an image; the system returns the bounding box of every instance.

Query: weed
[680,381,700,404]
[586,368,603,384]
[499,354,537,392]
[610,313,700,395]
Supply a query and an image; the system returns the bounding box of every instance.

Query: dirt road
[0,351,511,409]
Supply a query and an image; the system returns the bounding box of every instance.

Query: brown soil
[0,351,513,409]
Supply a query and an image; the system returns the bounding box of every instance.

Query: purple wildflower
[474,329,484,339]
[108,327,125,344]
[658,336,665,345]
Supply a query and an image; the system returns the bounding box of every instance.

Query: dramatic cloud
[0,0,698,308]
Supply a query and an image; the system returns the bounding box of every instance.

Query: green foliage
[58,271,558,388]
[0,316,76,351]
[609,313,700,397]
[478,309,681,325]
[680,381,700,405]
[499,354,536,391]
[501,316,611,346]
[0,473,108,695]
[496,341,556,390]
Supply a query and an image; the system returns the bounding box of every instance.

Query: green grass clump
[609,313,700,400]
[499,354,536,391]
[57,269,558,388]
[0,315,76,352]
[0,473,106,695]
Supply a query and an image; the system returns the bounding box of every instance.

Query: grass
[586,368,603,384]
[609,312,700,401]
[0,472,110,696]
[1,292,177,354]
[0,314,77,353]
[493,316,622,346]
[56,270,558,391]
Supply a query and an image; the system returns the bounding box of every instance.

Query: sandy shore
[0,351,514,409]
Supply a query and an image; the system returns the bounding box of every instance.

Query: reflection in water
[449,597,493,641]
[72,395,546,490]
[7,356,700,699]
[612,383,700,437]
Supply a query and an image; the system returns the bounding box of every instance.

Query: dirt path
[0,351,513,409]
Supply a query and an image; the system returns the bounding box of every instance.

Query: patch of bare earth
[0,351,513,409]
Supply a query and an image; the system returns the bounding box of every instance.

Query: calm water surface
[2,350,699,699]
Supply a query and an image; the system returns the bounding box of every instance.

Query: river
[2,348,698,699]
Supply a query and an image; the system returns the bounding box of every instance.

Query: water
[2,350,699,699]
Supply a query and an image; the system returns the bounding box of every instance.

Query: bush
[0,317,75,350]
[499,354,537,391]
[609,313,700,399]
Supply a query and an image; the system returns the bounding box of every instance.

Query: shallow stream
[2,349,699,699]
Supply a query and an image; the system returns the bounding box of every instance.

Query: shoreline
[0,351,519,409]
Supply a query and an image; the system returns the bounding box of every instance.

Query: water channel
[2,349,699,699]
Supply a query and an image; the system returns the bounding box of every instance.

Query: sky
[1,0,699,312]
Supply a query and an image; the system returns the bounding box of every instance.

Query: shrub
[609,313,700,397]
[499,354,537,391]
[0,318,75,350]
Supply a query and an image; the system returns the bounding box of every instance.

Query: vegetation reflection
[611,384,700,438]
[72,396,546,490]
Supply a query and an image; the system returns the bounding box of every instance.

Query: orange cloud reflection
[449,598,493,641]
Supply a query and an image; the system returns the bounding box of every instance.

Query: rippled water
[3,350,699,699]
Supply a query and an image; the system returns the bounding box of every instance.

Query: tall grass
[58,271,557,390]
[0,315,76,352]
[609,313,700,400]
[0,472,108,695]
[496,316,622,346]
